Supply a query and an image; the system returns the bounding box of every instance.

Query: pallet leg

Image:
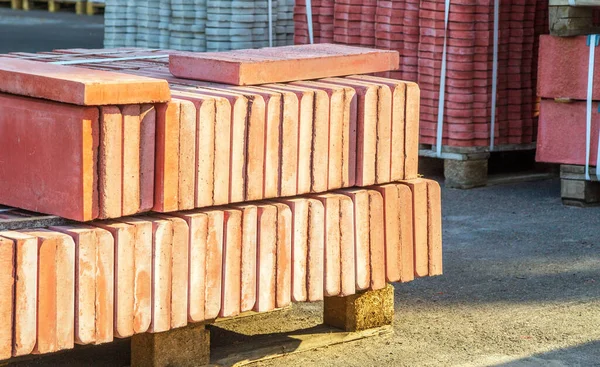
[131,323,210,367]
[444,159,488,189]
[561,179,600,207]
[323,285,394,332]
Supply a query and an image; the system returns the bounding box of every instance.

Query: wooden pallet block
[86,0,103,15]
[549,1,600,36]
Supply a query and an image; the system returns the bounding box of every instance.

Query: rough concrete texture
[130,323,210,367]
[324,285,394,332]
[444,159,488,189]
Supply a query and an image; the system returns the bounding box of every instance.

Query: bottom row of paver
[0,178,441,360]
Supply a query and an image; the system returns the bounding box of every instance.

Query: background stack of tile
[103,0,295,51]
[0,44,442,361]
[294,0,549,148]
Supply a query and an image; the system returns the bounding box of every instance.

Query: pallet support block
[130,323,210,367]
[323,284,394,332]
[549,5,600,36]
[444,159,488,189]
[561,179,600,207]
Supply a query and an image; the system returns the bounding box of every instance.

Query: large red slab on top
[0,57,171,106]
[0,94,99,221]
[538,35,600,101]
[169,44,400,85]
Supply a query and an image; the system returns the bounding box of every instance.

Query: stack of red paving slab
[294,0,549,148]
[0,44,443,361]
[537,35,600,166]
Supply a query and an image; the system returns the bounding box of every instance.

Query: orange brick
[293,81,355,190]
[255,204,277,312]
[93,221,135,337]
[169,44,399,85]
[0,94,99,221]
[368,190,386,290]
[0,232,37,357]
[306,199,325,301]
[348,75,407,181]
[259,87,299,197]
[340,189,370,291]
[117,217,153,334]
[235,87,281,199]
[373,185,400,283]
[177,100,197,211]
[204,210,225,320]
[99,106,123,219]
[271,202,292,308]
[0,237,14,360]
[221,209,242,317]
[425,180,443,276]
[0,57,171,105]
[338,194,356,296]
[235,205,258,312]
[154,101,181,213]
[313,194,341,297]
[155,215,189,329]
[50,225,114,345]
[401,179,429,277]
[397,184,415,283]
[192,87,250,204]
[264,84,314,195]
[279,198,309,302]
[171,91,217,208]
[326,78,392,184]
[139,105,156,212]
[121,105,142,216]
[22,230,74,354]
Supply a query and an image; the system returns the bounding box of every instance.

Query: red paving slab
[221,209,243,318]
[256,204,277,312]
[0,94,99,222]
[153,101,181,213]
[204,210,225,320]
[98,106,122,219]
[0,237,14,360]
[0,57,170,106]
[400,179,429,278]
[121,105,142,217]
[236,205,258,312]
[169,44,399,85]
[425,179,443,276]
[272,202,292,309]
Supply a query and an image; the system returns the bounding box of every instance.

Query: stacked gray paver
[103,0,293,51]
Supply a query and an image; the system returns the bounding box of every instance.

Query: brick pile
[104,0,295,51]
[294,0,549,148]
[536,35,600,166]
[0,44,442,360]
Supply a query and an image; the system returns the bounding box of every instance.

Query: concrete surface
[0,8,103,54]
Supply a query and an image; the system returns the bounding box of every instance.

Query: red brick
[153,101,181,213]
[400,179,429,277]
[236,205,258,312]
[0,232,37,357]
[204,210,225,319]
[338,194,356,296]
[155,215,189,329]
[0,237,14,360]
[272,202,292,308]
[306,199,325,301]
[50,225,114,345]
[22,230,74,354]
[256,204,277,312]
[117,217,152,334]
[368,190,386,290]
[145,217,173,333]
[0,94,99,221]
[169,44,399,85]
[121,105,142,216]
[280,199,309,302]
[93,221,135,337]
[425,180,443,276]
[314,194,341,296]
[263,84,315,195]
[139,105,156,212]
[340,189,370,291]
[0,57,170,105]
[98,106,123,219]
[221,209,242,318]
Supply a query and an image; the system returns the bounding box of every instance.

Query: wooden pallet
[86,0,103,15]
[0,0,23,9]
[560,165,600,207]
[418,143,556,189]
[22,0,85,14]
[549,0,600,36]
